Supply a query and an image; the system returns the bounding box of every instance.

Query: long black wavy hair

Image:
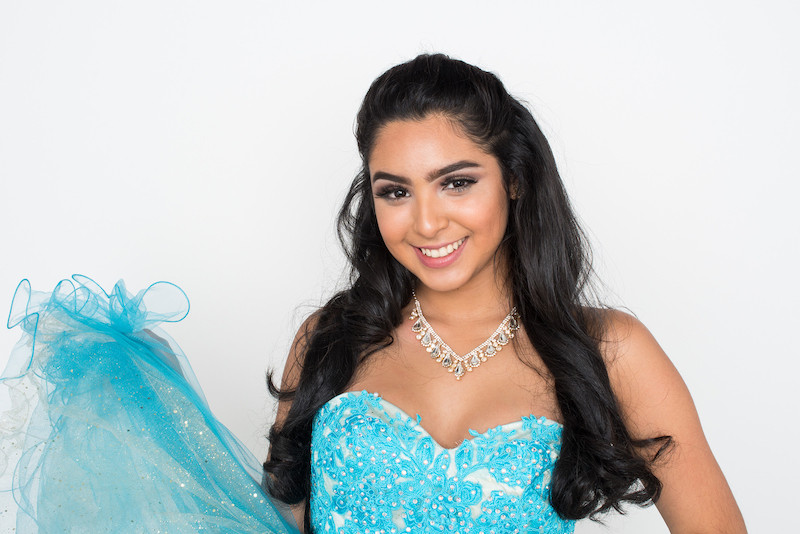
[264,54,669,531]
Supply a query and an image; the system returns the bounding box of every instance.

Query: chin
[412,272,473,294]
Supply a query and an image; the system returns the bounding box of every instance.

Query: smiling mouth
[418,238,466,258]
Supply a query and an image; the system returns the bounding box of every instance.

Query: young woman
[0,54,744,534]
[265,54,746,533]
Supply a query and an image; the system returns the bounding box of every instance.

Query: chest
[309,392,574,534]
[348,327,561,448]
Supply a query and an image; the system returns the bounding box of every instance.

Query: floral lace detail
[310,391,574,534]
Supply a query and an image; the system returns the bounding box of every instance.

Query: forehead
[369,116,492,176]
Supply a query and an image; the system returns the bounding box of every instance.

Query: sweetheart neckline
[319,390,562,452]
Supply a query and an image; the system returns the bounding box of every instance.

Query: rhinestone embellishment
[410,292,520,381]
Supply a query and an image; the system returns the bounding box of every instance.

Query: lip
[414,237,467,269]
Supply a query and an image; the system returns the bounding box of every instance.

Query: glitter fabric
[310,391,575,534]
[0,276,298,533]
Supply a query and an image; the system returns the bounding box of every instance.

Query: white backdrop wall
[1,2,796,532]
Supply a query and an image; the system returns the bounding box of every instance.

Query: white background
[1,2,797,532]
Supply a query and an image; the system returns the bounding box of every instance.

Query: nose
[413,192,448,239]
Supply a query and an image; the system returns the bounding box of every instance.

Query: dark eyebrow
[371,160,481,184]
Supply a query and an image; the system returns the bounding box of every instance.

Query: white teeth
[420,238,465,258]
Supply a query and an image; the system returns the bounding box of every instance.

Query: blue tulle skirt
[0,276,298,533]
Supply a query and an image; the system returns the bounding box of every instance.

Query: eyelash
[442,176,476,192]
[374,185,409,200]
[374,176,476,200]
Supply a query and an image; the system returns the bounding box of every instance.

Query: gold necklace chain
[410,292,520,380]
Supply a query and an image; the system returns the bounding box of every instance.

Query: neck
[413,274,513,326]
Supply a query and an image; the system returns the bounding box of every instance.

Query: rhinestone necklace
[410,292,520,380]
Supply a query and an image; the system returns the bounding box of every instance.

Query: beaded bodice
[310,391,574,534]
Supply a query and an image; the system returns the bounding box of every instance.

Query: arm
[268,317,316,532]
[272,325,305,438]
[604,311,746,534]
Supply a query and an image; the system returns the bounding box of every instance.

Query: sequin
[311,391,574,533]
[0,277,298,533]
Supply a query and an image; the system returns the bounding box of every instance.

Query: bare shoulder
[599,309,666,370]
[598,309,683,433]
[600,310,684,438]
[279,312,321,391]
[598,309,747,533]
[273,312,320,431]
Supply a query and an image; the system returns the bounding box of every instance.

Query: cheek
[461,195,509,239]
[374,205,406,248]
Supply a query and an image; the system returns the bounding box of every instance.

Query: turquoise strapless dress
[311,391,575,534]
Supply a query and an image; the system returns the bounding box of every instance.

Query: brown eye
[388,189,407,199]
[443,177,476,192]
[375,185,410,200]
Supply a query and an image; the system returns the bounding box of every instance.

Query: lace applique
[310,391,574,534]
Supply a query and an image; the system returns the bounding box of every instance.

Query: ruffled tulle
[0,276,298,533]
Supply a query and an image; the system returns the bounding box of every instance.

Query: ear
[508,179,521,200]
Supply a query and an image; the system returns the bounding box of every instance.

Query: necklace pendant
[469,353,481,368]
[421,332,432,346]
[485,344,496,357]
[441,354,452,368]
[454,362,465,379]
[411,319,423,333]
[430,345,440,358]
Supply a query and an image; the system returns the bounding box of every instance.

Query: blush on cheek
[375,211,399,243]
